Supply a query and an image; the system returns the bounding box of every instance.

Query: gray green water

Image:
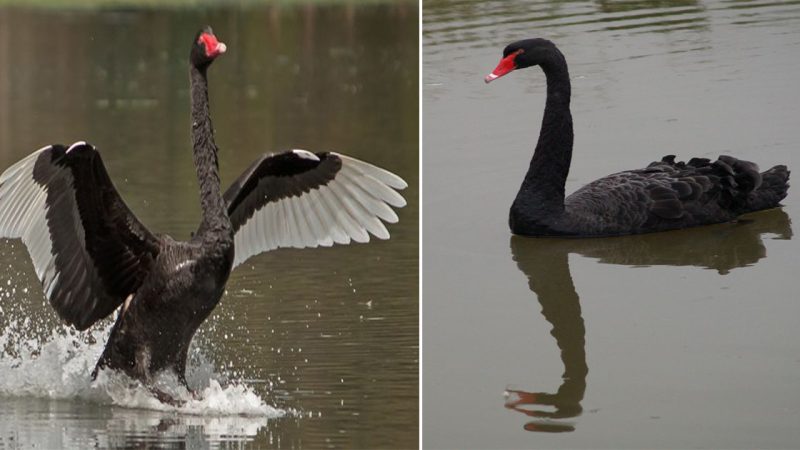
[4,0,800,448]
[0,3,418,448]
[423,0,800,448]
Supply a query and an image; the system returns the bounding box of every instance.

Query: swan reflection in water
[505,209,792,433]
[0,396,275,448]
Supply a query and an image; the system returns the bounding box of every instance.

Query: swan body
[486,38,789,237]
[0,28,406,390]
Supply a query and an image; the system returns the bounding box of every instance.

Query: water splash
[0,301,285,418]
[0,319,105,400]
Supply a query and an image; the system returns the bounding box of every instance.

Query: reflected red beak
[485,51,519,83]
[199,32,227,59]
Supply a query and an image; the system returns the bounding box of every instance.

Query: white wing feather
[231,152,406,268]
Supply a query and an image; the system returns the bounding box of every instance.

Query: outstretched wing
[224,149,407,268]
[0,142,160,330]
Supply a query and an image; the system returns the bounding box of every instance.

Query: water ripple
[425,0,800,56]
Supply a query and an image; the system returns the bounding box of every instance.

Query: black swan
[0,28,406,392]
[485,38,790,237]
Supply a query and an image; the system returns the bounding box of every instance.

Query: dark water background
[423,0,800,448]
[0,2,418,448]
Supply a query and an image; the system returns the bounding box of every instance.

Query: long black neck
[190,64,231,239]
[516,51,573,214]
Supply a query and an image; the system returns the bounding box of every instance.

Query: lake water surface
[423,0,800,448]
[0,3,418,448]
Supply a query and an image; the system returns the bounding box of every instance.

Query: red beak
[485,51,519,83]
[199,32,227,59]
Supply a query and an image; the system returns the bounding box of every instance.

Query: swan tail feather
[650,154,788,215]
[745,165,790,212]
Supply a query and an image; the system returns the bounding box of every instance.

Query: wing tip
[334,152,409,190]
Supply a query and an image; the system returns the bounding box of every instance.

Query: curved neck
[517,55,573,213]
[190,65,230,238]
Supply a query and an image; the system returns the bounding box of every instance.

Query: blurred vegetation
[0,0,416,9]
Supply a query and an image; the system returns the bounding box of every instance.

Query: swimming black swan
[0,28,406,393]
[485,38,789,237]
